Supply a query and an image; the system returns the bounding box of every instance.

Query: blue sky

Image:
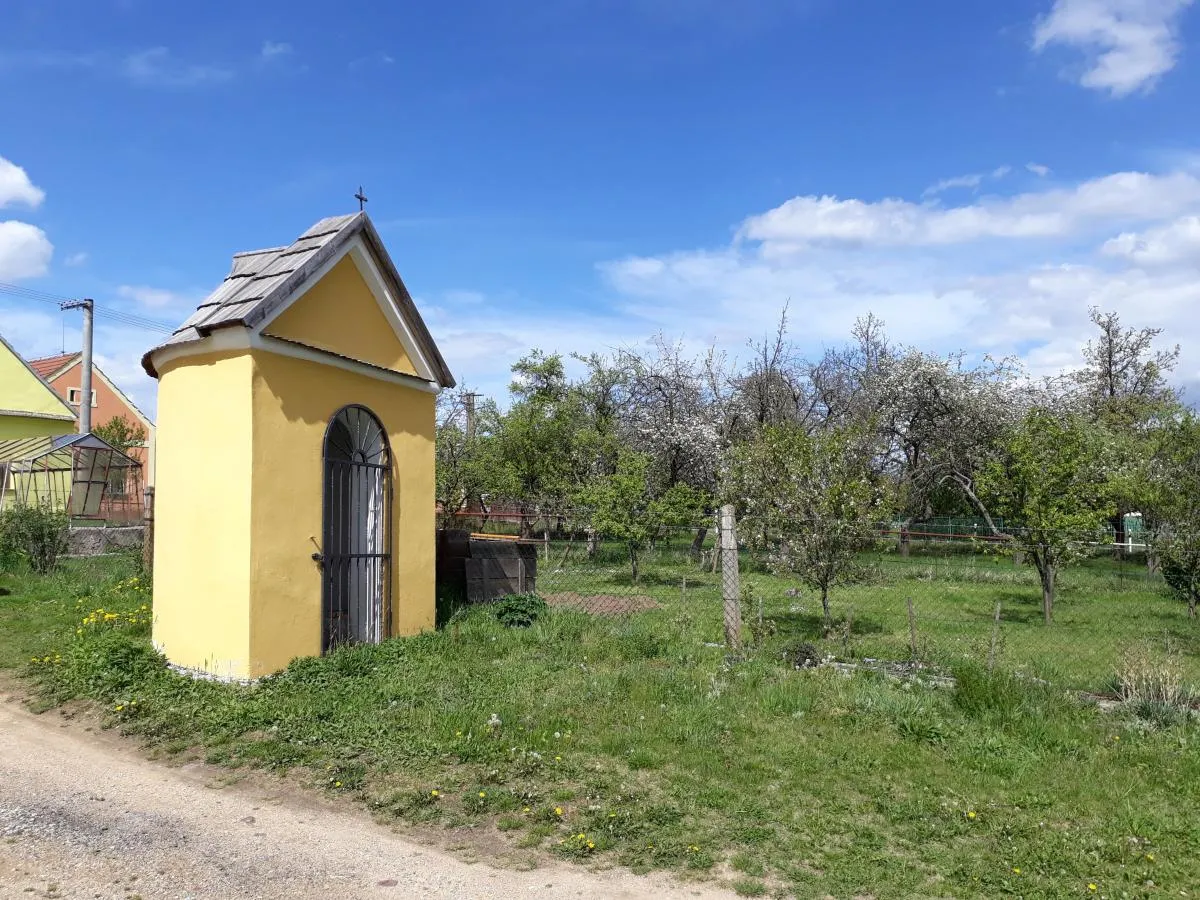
[2,0,1199,416]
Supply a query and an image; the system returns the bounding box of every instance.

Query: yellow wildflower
[554,807,563,816]
[478,791,486,798]
[967,811,976,820]
[1088,885,1097,893]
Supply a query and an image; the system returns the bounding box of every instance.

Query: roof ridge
[231,246,288,259]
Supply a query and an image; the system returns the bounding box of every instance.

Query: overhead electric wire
[0,281,176,334]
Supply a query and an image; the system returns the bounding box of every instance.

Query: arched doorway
[321,405,391,652]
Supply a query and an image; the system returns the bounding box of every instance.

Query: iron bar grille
[321,405,392,653]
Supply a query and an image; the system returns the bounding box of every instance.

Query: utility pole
[462,392,480,440]
[61,298,94,433]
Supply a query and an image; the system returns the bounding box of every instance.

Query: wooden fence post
[719,504,742,656]
[141,485,154,575]
[987,601,1003,673]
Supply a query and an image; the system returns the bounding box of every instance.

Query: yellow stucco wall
[151,351,255,679]
[264,256,418,377]
[0,415,70,441]
[248,350,436,677]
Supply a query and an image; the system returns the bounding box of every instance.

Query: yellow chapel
[143,212,455,680]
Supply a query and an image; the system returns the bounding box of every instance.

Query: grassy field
[2,550,1199,898]
[532,534,1200,693]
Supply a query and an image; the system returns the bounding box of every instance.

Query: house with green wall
[0,332,77,441]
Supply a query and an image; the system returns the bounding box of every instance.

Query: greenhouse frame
[0,432,143,523]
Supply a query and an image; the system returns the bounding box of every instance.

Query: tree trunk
[690,526,708,562]
[586,529,598,559]
[820,585,832,634]
[519,508,533,539]
[1111,511,1126,560]
[1189,590,1197,620]
[1040,562,1055,625]
[898,523,910,558]
[628,543,640,584]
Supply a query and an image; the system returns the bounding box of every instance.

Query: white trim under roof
[257,234,439,384]
[150,329,439,394]
[0,408,76,422]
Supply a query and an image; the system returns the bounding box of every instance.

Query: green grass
[535,536,1199,692]
[2,551,1200,898]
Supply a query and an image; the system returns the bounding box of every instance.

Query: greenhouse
[0,432,143,522]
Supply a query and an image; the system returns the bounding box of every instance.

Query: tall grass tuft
[1116,643,1190,708]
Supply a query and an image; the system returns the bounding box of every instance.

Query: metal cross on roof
[354,186,368,211]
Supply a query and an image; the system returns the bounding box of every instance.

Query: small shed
[142,212,455,680]
[0,432,142,521]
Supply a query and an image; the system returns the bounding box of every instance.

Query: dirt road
[0,697,733,900]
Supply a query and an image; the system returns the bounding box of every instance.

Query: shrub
[0,505,69,574]
[492,593,548,628]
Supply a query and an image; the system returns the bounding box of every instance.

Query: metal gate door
[320,405,391,652]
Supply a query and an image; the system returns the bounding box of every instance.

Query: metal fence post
[719,504,742,656]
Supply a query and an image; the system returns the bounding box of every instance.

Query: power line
[0,281,176,334]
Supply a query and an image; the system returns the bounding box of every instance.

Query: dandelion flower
[430,790,440,798]
[478,791,486,798]
[115,705,124,711]
[1146,853,1155,862]
[335,781,342,787]
[1088,885,1097,893]
[967,811,976,820]
[1012,867,1020,875]
[554,807,563,816]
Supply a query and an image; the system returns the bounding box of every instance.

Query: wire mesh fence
[438,512,1199,695]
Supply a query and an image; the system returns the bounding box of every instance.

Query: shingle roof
[141,212,455,387]
[27,353,79,380]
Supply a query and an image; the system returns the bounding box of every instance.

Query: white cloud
[922,173,984,197]
[116,284,191,309]
[1027,162,1052,177]
[597,166,1200,402]
[922,165,1014,199]
[0,220,53,280]
[736,170,1200,254]
[123,47,233,88]
[64,251,89,267]
[1102,215,1200,266]
[0,156,45,209]
[260,41,293,61]
[1033,0,1195,97]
